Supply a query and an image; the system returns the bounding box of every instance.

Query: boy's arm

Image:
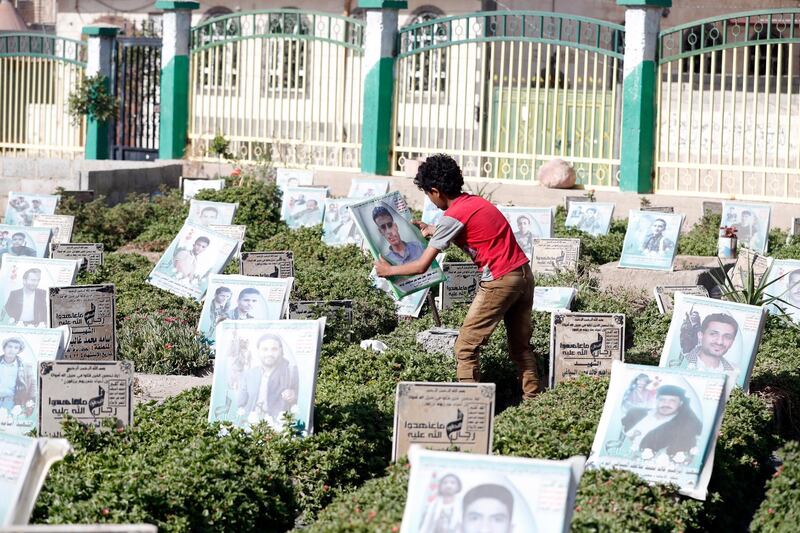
[375,246,440,277]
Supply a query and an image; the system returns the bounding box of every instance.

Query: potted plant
[718,225,738,258]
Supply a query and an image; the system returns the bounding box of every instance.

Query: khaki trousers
[454,263,541,398]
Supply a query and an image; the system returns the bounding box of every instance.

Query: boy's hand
[374,256,395,278]
[413,220,434,238]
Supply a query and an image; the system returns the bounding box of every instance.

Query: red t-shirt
[429,194,529,280]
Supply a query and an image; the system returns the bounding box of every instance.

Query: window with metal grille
[261,10,310,96]
[198,7,239,91]
[404,7,448,93]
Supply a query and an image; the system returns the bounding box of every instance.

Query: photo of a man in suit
[620,384,702,462]
[3,268,47,326]
[237,333,299,427]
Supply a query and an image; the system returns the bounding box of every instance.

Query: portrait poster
[721,201,771,254]
[0,225,52,259]
[653,285,709,315]
[0,433,70,526]
[187,199,238,227]
[0,325,70,436]
[208,318,326,434]
[352,192,445,299]
[147,221,239,301]
[239,251,294,278]
[348,177,391,198]
[281,186,329,229]
[659,293,767,391]
[4,193,59,227]
[401,447,585,533]
[549,313,625,387]
[48,284,116,360]
[729,247,773,291]
[421,195,444,226]
[565,202,614,236]
[440,262,480,310]
[32,215,74,244]
[586,360,729,500]
[198,274,293,344]
[392,382,495,461]
[181,177,225,200]
[49,243,104,273]
[322,198,363,247]
[38,360,133,438]
[497,206,554,258]
[619,210,684,271]
[0,256,80,328]
[276,168,314,190]
[530,238,580,276]
[702,201,723,217]
[764,259,800,322]
[532,287,576,312]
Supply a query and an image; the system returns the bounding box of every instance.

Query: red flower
[231,167,242,177]
[164,317,177,324]
[101,508,110,516]
[165,343,174,350]
[322,485,330,492]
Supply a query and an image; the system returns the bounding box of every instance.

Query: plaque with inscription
[654,285,710,314]
[549,313,625,387]
[239,251,295,278]
[208,224,246,257]
[531,238,580,275]
[392,382,495,461]
[32,214,74,244]
[702,201,723,216]
[50,243,104,272]
[440,262,480,310]
[289,300,353,323]
[730,247,773,291]
[38,360,133,438]
[792,216,800,237]
[48,284,116,360]
[640,206,675,213]
[564,195,595,211]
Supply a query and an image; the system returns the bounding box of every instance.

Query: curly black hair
[413,154,464,198]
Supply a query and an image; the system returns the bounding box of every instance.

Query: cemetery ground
[24,172,800,532]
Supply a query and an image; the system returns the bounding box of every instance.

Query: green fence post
[617,0,670,192]
[359,0,407,175]
[156,1,199,160]
[82,25,118,160]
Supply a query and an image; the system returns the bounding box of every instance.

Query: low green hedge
[750,440,800,532]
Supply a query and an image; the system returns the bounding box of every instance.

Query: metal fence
[188,9,364,170]
[0,33,85,158]
[392,11,624,188]
[655,9,800,202]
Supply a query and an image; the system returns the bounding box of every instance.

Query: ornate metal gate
[111,36,162,160]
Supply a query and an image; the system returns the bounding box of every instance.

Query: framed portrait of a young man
[565,202,614,236]
[347,178,390,199]
[187,199,238,227]
[619,210,684,271]
[401,447,585,533]
[208,318,325,434]
[496,206,554,258]
[765,259,800,323]
[0,225,52,259]
[720,201,771,254]
[351,192,445,299]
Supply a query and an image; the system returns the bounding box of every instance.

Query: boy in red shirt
[374,154,541,398]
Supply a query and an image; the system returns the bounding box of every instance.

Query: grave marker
[239,251,295,278]
[550,313,625,386]
[50,243,104,272]
[531,238,580,275]
[440,262,480,310]
[653,285,710,314]
[48,284,116,360]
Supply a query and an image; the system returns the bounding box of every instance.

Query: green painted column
[359,1,407,175]
[82,25,118,160]
[617,0,671,193]
[156,1,199,160]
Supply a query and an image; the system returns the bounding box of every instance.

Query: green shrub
[553,206,626,266]
[118,312,212,375]
[750,440,800,532]
[34,387,298,532]
[677,214,721,257]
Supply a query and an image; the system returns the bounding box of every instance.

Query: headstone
[587,360,729,500]
[48,284,116,360]
[792,216,800,238]
[729,247,773,291]
[0,433,70,526]
[401,447,584,533]
[32,215,74,244]
[392,382,495,460]
[640,206,675,213]
[288,300,353,323]
[38,360,133,438]
[239,251,294,278]
[440,262,480,310]
[563,195,595,211]
[659,292,767,391]
[702,201,723,216]
[531,238,580,275]
[50,243,104,273]
[653,285,710,315]
[549,313,625,386]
